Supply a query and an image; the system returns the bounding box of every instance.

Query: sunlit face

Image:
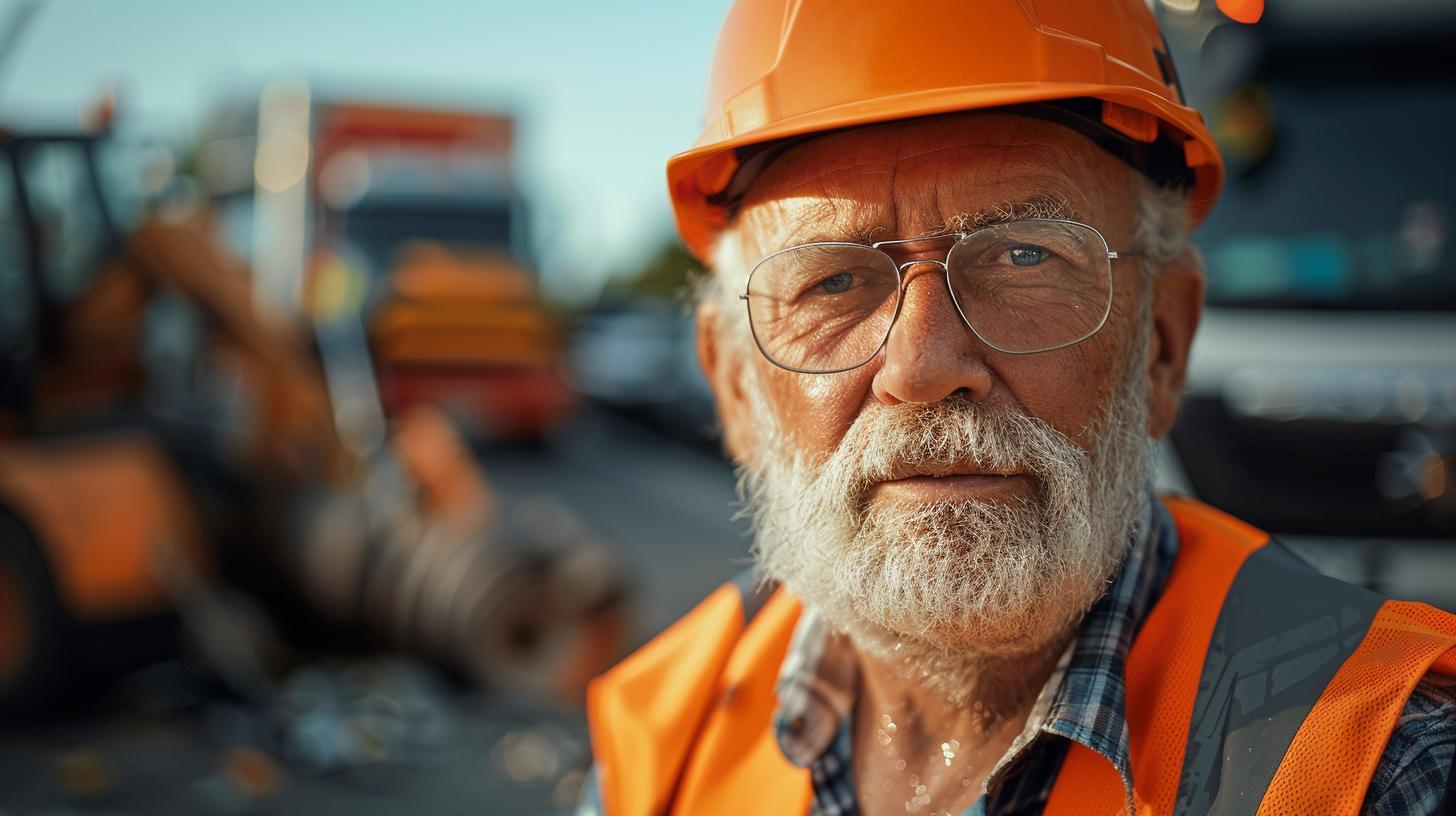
[702,112,1195,665]
[733,113,1147,469]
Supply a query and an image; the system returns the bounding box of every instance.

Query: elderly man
[581,1,1456,814]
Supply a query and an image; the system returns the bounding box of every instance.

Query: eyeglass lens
[745,220,1113,373]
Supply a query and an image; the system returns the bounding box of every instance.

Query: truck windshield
[1197,82,1456,311]
[342,199,514,275]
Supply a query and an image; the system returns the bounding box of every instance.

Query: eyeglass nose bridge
[886,256,979,341]
[895,257,948,276]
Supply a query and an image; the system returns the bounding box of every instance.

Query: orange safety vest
[587,498,1456,815]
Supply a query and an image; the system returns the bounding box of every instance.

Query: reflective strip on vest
[1047,498,1450,816]
[1175,542,1383,814]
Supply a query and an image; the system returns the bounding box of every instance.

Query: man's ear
[1145,256,1205,439]
[696,299,758,465]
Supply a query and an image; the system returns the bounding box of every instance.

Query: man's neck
[849,632,1070,815]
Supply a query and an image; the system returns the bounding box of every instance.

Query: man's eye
[1007,245,1049,267]
[817,272,854,294]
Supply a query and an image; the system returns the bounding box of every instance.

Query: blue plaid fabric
[774,499,1456,816]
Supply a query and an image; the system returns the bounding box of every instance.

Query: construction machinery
[0,103,626,715]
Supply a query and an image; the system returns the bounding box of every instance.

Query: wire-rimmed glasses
[739,218,1139,374]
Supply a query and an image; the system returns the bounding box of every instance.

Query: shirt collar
[1026,493,1176,811]
[771,491,1179,810]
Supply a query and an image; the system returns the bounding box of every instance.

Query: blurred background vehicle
[566,244,717,448]
[1160,0,1456,603]
[199,89,575,444]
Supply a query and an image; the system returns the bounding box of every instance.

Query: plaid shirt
[775,499,1456,816]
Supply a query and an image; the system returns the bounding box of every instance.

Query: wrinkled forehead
[735,112,1140,258]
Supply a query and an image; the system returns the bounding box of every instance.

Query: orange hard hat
[667,0,1226,261]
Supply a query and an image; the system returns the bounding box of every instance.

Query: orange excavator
[0,109,626,715]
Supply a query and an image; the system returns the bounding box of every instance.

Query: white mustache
[817,396,1086,514]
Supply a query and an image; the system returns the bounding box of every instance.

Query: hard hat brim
[667,81,1223,262]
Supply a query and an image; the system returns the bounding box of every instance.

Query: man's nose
[871,261,994,405]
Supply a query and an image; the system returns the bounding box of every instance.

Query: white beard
[740,332,1152,697]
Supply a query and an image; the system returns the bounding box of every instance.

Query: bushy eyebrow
[789,194,1078,247]
[915,194,1075,238]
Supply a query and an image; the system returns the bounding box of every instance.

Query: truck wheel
[0,508,70,717]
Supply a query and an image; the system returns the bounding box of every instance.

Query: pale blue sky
[0,0,732,300]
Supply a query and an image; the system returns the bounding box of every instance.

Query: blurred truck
[199,87,574,442]
[1160,1,1456,596]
